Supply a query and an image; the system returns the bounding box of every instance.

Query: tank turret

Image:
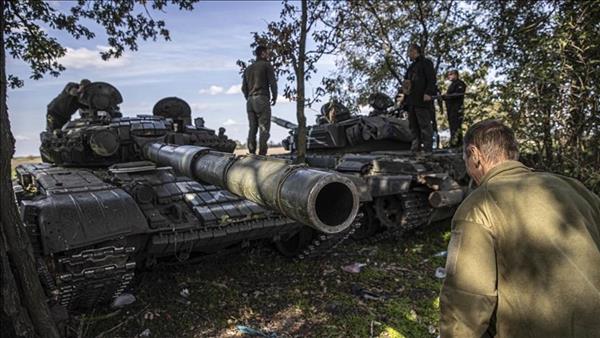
[275,94,413,153]
[40,84,236,166]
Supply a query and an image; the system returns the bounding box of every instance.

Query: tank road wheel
[275,226,316,257]
[351,205,381,240]
[369,193,433,241]
[373,195,405,228]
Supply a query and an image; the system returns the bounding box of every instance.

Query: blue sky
[7,1,337,156]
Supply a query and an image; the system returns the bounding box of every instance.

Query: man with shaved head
[440,119,600,337]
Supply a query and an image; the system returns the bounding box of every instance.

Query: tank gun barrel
[271,116,298,129]
[142,142,359,234]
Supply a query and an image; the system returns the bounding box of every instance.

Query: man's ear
[465,145,476,160]
[467,145,482,165]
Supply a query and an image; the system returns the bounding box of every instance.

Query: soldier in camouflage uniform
[242,46,278,155]
[440,119,600,337]
[46,79,91,131]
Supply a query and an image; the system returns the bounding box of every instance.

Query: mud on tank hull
[14,162,301,310]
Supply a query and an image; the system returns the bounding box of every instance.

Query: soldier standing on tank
[403,44,437,154]
[443,69,466,147]
[440,119,600,337]
[242,46,278,155]
[46,79,91,131]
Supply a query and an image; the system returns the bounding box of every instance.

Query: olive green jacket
[47,82,81,118]
[242,59,277,100]
[440,161,600,337]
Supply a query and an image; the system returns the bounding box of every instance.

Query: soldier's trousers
[246,95,271,155]
[408,105,433,152]
[446,105,463,147]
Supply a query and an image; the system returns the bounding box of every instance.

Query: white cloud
[199,85,224,95]
[276,95,293,103]
[14,134,31,141]
[223,118,238,126]
[199,84,242,96]
[225,84,242,95]
[59,46,130,69]
[189,102,210,113]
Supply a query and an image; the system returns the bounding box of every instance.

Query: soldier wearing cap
[46,79,91,131]
[440,119,600,337]
[242,46,278,155]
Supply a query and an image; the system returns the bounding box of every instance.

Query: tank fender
[25,187,148,254]
[367,175,413,197]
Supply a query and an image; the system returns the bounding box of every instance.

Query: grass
[77,221,451,338]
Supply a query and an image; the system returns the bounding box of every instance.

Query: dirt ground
[73,221,450,338]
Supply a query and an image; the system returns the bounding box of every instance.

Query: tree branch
[416,0,429,50]
[364,1,404,83]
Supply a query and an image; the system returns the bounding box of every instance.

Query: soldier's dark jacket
[404,55,437,107]
[47,82,82,120]
[444,78,466,112]
[440,161,600,337]
[242,59,277,100]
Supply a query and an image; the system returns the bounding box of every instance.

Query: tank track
[55,246,136,310]
[365,192,432,243]
[294,193,431,259]
[33,242,137,310]
[295,215,363,260]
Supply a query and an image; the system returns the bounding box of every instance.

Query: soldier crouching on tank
[46,79,91,131]
[440,119,600,337]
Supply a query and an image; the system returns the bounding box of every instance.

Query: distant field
[234,146,288,156]
[11,156,42,175]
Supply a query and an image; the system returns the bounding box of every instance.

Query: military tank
[272,93,468,255]
[13,82,360,311]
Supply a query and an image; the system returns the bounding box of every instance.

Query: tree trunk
[0,3,61,337]
[295,0,308,164]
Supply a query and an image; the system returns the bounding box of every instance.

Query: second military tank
[271,93,468,257]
